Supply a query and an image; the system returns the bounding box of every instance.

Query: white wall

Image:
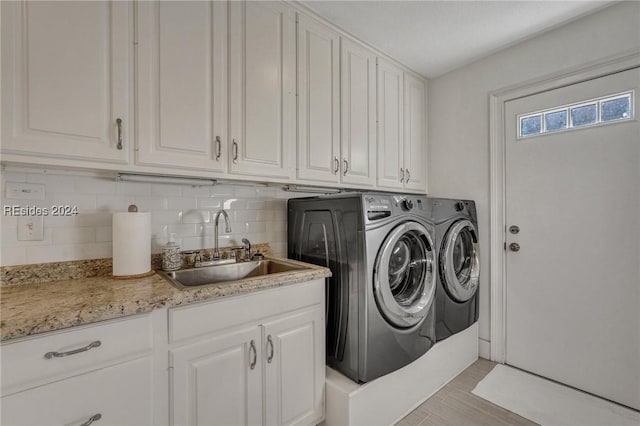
[0,169,315,266]
[427,1,640,349]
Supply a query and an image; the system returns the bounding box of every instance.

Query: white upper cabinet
[296,14,341,184]
[1,1,131,164]
[340,38,377,187]
[229,1,296,179]
[136,1,227,173]
[377,59,405,189]
[403,73,427,191]
[376,59,427,192]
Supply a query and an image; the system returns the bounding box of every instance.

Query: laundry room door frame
[487,48,640,363]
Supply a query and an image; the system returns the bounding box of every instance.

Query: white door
[376,58,405,190]
[1,1,130,163]
[136,1,227,172]
[229,1,296,179]
[296,14,340,184]
[340,38,377,186]
[171,326,263,426]
[263,307,325,426]
[403,73,427,191]
[505,67,640,410]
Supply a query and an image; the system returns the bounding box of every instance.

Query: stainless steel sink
[158,259,306,289]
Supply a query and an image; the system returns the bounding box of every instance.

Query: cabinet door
[136,1,227,172]
[263,307,325,426]
[296,14,340,184]
[340,38,377,186]
[229,1,296,179]
[1,1,130,163]
[171,326,263,426]
[1,357,153,426]
[403,73,427,191]
[376,59,405,189]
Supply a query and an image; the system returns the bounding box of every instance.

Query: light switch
[6,182,45,200]
[18,216,44,241]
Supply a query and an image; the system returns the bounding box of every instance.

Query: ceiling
[302,1,614,78]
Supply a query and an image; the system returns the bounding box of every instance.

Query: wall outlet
[18,216,44,241]
[6,182,45,200]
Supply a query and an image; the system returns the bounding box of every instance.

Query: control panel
[364,194,427,221]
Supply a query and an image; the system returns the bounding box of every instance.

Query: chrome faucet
[213,209,232,260]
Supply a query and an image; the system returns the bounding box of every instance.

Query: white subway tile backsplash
[116,181,151,196]
[196,197,223,209]
[182,185,211,198]
[96,195,135,211]
[134,195,168,211]
[1,170,297,266]
[95,226,113,242]
[52,227,96,244]
[167,197,197,210]
[151,184,182,197]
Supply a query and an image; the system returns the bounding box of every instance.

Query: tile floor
[395,358,538,426]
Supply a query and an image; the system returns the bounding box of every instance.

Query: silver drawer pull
[80,413,102,426]
[343,159,349,175]
[249,339,257,370]
[400,168,404,183]
[266,335,274,364]
[116,118,123,150]
[233,139,239,164]
[406,169,411,183]
[44,340,101,359]
[333,156,339,174]
[215,136,222,161]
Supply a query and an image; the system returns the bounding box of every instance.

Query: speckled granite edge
[0,255,330,342]
[0,243,272,286]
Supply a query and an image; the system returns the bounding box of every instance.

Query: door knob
[509,243,520,252]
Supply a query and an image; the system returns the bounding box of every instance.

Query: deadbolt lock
[509,242,521,252]
[509,225,520,234]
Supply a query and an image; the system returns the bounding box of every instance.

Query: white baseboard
[479,338,491,360]
[324,323,479,426]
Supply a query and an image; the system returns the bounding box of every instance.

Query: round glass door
[440,220,479,302]
[374,222,436,329]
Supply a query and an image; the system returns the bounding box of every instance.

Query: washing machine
[428,198,480,341]
[288,193,437,383]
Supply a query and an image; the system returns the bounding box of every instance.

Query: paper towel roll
[112,211,151,277]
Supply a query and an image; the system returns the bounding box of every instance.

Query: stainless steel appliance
[428,198,480,341]
[288,193,437,383]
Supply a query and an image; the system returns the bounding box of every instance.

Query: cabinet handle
[233,139,239,164]
[266,335,274,364]
[116,118,123,150]
[343,159,349,175]
[406,169,411,183]
[80,414,102,426]
[333,157,339,174]
[215,136,222,161]
[400,168,404,183]
[44,340,101,359]
[249,339,257,370]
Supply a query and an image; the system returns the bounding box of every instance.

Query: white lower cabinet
[263,307,324,426]
[171,326,263,426]
[170,279,326,426]
[1,357,153,426]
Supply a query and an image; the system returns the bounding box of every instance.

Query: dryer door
[440,219,479,302]
[374,221,436,329]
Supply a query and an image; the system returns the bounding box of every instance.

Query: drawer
[1,314,152,396]
[1,356,153,426]
[169,278,324,344]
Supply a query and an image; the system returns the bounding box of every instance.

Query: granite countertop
[0,256,331,342]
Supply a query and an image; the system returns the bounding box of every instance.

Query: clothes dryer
[288,193,437,383]
[428,198,480,341]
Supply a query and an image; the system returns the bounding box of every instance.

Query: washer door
[374,222,436,329]
[440,219,479,302]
